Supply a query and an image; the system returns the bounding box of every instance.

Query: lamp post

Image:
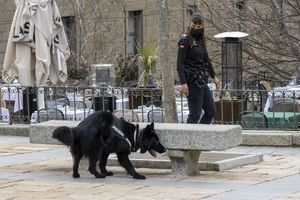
[214,32,248,90]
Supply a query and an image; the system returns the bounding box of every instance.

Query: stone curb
[242,131,300,147]
[211,153,263,171]
[242,131,293,146]
[78,152,263,172]
[0,123,300,146]
[0,124,30,136]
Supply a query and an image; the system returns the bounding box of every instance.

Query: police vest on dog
[108,116,139,152]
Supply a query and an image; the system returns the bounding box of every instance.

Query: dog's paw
[133,174,146,179]
[73,173,80,178]
[106,171,114,176]
[94,173,106,178]
[101,170,114,176]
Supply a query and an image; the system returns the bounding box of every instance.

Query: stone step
[78,151,263,172]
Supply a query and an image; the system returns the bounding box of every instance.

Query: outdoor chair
[239,111,268,129]
[147,109,165,123]
[272,98,300,112]
[113,109,139,122]
[37,108,64,123]
[145,100,163,108]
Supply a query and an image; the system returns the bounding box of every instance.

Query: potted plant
[66,57,90,86]
[127,42,162,109]
[115,54,139,87]
[136,41,159,87]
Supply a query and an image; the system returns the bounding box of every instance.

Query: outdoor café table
[264,86,300,112]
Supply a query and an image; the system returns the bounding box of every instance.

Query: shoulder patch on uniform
[178,34,189,48]
[180,34,187,39]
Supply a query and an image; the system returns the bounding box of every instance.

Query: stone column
[167,150,201,176]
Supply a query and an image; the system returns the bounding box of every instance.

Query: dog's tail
[52,126,73,146]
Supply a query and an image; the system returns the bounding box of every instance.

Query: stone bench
[152,123,242,176]
[30,121,242,176]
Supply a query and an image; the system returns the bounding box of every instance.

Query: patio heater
[214,32,248,90]
[213,32,249,124]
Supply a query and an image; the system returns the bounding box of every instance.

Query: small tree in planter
[66,57,90,86]
[115,54,139,87]
[136,42,159,87]
[126,42,162,109]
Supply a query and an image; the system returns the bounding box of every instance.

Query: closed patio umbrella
[2,0,70,86]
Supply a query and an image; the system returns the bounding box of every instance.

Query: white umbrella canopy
[2,0,70,86]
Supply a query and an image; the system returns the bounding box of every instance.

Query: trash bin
[93,96,116,112]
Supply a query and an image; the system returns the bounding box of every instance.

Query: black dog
[101,115,166,179]
[53,111,113,178]
[52,111,165,179]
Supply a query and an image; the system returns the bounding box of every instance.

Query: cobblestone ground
[1,136,300,200]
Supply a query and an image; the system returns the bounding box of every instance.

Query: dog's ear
[144,123,154,135]
[150,122,154,129]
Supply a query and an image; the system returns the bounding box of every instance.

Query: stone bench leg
[167,150,201,176]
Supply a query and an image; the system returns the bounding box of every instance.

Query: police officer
[177,13,221,124]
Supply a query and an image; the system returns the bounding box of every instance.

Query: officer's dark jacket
[176,35,216,85]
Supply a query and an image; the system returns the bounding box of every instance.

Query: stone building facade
[0,0,218,85]
[0,0,298,86]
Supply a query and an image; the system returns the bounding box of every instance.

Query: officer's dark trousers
[186,84,216,124]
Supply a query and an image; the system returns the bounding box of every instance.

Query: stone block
[213,153,263,171]
[30,120,79,144]
[167,149,201,176]
[152,123,242,151]
[292,132,300,146]
[0,124,30,136]
[242,131,292,146]
[78,152,263,173]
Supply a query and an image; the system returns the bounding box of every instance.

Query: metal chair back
[147,109,165,122]
[37,108,64,122]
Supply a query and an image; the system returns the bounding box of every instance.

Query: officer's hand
[214,77,222,89]
[181,84,189,97]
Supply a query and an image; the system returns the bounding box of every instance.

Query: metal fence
[0,85,299,130]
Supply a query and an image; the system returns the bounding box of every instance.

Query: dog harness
[104,117,140,152]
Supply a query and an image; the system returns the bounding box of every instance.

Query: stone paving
[0,135,300,199]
